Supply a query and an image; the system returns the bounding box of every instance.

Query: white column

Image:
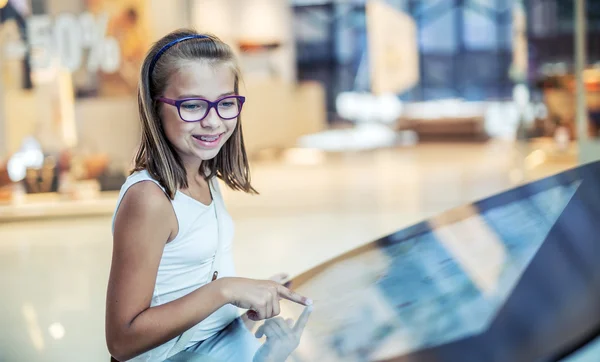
[575,0,587,150]
[0,60,5,161]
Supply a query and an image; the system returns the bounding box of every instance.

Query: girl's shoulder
[120,179,171,213]
[112,169,174,233]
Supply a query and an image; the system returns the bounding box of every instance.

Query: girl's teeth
[200,135,218,141]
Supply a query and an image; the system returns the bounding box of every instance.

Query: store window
[295,0,516,119]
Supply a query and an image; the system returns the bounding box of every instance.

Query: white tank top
[111,170,239,362]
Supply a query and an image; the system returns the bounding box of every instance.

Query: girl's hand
[267,273,292,288]
[253,305,313,362]
[218,277,311,321]
[242,273,292,329]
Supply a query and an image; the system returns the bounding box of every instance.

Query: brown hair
[133,29,257,199]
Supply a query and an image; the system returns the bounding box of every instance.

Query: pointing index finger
[277,285,312,306]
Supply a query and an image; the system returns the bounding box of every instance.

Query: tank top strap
[111,170,167,233]
[112,170,220,239]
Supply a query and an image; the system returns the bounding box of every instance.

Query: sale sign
[7,12,121,73]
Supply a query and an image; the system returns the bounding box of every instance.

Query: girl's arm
[105,181,228,361]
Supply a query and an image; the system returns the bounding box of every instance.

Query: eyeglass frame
[155,95,246,122]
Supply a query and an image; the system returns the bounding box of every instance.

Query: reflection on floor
[0,141,576,361]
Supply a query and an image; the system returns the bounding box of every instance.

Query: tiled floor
[0,140,577,361]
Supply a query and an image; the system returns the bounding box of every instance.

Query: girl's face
[160,60,238,165]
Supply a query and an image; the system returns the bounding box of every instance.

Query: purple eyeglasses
[156,95,246,122]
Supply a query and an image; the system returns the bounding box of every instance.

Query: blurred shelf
[0,191,119,223]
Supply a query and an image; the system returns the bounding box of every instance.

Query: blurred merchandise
[0,186,11,203]
[97,169,126,191]
[0,163,9,187]
[23,156,57,193]
[83,153,109,180]
[6,137,44,182]
[537,67,600,139]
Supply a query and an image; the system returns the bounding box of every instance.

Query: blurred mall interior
[1,0,600,361]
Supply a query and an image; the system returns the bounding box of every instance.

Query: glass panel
[419,8,457,54]
[531,0,558,37]
[463,8,499,51]
[423,87,458,101]
[462,85,502,101]
[400,86,423,102]
[499,22,512,51]
[415,0,446,14]
[495,0,513,13]
[469,0,496,8]
[293,10,331,43]
[422,55,455,87]
[458,53,502,84]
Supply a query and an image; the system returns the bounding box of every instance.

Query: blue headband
[148,35,209,78]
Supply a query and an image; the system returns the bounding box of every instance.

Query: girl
[106,29,312,362]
